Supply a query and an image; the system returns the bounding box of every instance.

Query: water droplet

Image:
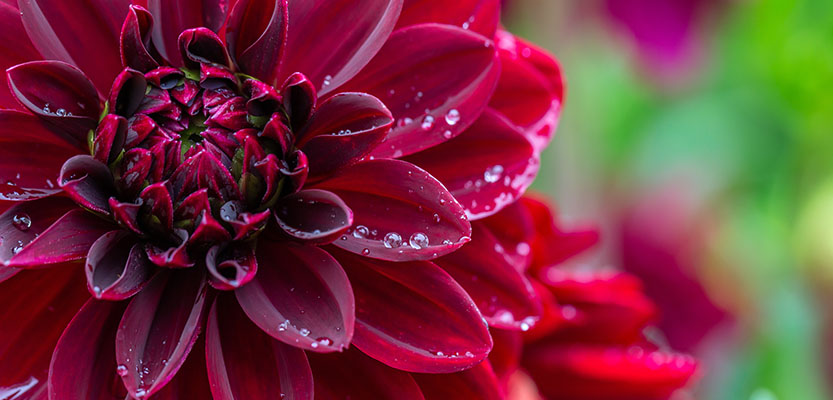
[409,232,429,249]
[483,165,504,183]
[352,225,369,239]
[445,109,461,126]
[42,103,51,114]
[462,22,470,29]
[12,240,25,255]
[361,248,370,255]
[219,201,240,222]
[432,213,441,223]
[277,319,290,332]
[316,337,332,347]
[116,364,128,376]
[442,130,453,139]
[93,286,102,296]
[299,328,311,337]
[420,115,434,130]
[12,213,32,231]
[382,232,402,249]
[322,75,332,88]
[55,108,67,117]
[442,239,453,245]
[134,388,147,399]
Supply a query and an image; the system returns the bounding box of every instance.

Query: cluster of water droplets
[41,103,72,117]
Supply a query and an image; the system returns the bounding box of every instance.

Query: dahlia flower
[0,0,564,398]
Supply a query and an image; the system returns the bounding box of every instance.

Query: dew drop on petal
[299,328,311,337]
[12,241,25,255]
[134,388,147,399]
[445,109,461,126]
[361,248,370,255]
[277,319,290,332]
[116,364,128,376]
[421,115,434,130]
[408,232,429,249]
[382,232,402,249]
[12,213,31,231]
[352,225,369,239]
[483,165,504,183]
[442,130,453,139]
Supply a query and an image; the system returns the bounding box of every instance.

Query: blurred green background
[506,0,833,399]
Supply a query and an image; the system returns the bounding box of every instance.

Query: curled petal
[343,24,500,158]
[59,155,117,214]
[120,5,159,72]
[116,270,208,399]
[48,299,129,400]
[235,241,354,353]
[92,114,127,164]
[281,72,317,131]
[226,0,289,84]
[7,60,100,147]
[85,230,154,300]
[205,243,258,290]
[146,229,195,268]
[332,249,492,373]
[298,92,393,180]
[316,159,471,261]
[139,182,174,232]
[279,0,403,95]
[0,267,87,390]
[148,0,230,66]
[275,189,353,244]
[396,0,500,37]
[281,149,309,193]
[405,109,538,220]
[434,223,541,330]
[109,68,148,117]
[0,110,78,201]
[308,348,425,400]
[0,196,75,265]
[206,295,314,400]
[18,0,131,93]
[178,27,233,70]
[5,208,114,268]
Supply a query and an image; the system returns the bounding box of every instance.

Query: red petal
[342,24,500,158]
[332,249,492,373]
[275,189,353,244]
[487,328,523,384]
[0,197,73,265]
[206,295,314,400]
[434,223,541,330]
[6,208,114,268]
[479,199,537,270]
[308,348,425,400]
[413,361,502,400]
[85,231,154,300]
[7,61,101,146]
[0,110,78,201]
[108,68,148,118]
[396,0,500,37]
[18,0,130,94]
[520,196,600,273]
[226,0,288,84]
[120,5,159,72]
[116,270,208,399]
[58,155,117,214]
[205,243,258,290]
[48,299,129,400]
[148,0,229,66]
[278,0,403,96]
[0,3,40,109]
[0,267,87,391]
[298,92,393,180]
[522,344,698,400]
[316,159,472,261]
[405,109,538,220]
[235,241,354,352]
[92,114,127,164]
[151,336,213,400]
[492,31,565,152]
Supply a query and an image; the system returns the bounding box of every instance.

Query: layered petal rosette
[0,0,572,398]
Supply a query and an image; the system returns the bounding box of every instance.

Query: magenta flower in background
[0,0,568,398]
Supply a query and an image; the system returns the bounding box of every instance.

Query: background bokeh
[505,1,833,399]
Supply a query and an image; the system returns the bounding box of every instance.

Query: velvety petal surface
[235,240,354,352]
[206,295,313,400]
[226,0,288,84]
[18,0,131,94]
[309,348,425,400]
[413,361,502,400]
[332,249,492,373]
[148,0,229,66]
[151,337,213,400]
[0,110,78,201]
[116,270,208,399]
[279,0,403,95]
[7,61,101,147]
[434,223,541,330]
[275,189,353,244]
[396,0,500,37]
[316,159,471,261]
[342,24,500,158]
[297,92,392,180]
[48,299,129,400]
[0,3,40,109]
[405,109,538,220]
[0,267,87,393]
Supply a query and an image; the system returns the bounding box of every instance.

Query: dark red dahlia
[0,0,565,399]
